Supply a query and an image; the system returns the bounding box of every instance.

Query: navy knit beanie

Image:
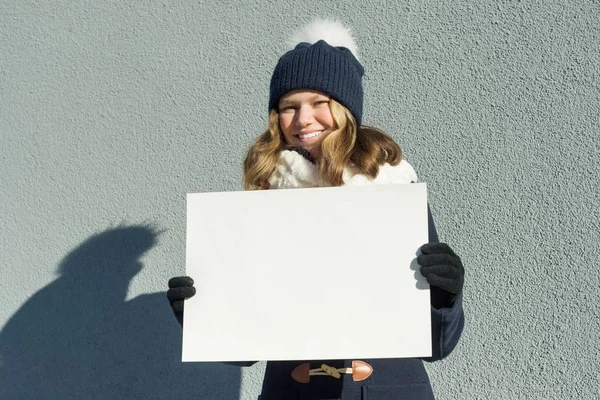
[269,20,365,125]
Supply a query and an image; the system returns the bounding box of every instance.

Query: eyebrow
[279,94,329,107]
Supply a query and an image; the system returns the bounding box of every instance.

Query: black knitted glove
[167,276,196,327]
[417,243,464,309]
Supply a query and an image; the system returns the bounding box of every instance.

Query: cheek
[278,114,293,136]
[317,108,334,127]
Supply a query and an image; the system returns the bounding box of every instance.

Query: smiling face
[277,90,335,158]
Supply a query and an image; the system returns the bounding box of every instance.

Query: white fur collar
[268,150,418,189]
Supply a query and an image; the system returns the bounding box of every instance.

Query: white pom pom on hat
[285,18,360,61]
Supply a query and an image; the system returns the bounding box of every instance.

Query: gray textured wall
[1,1,598,399]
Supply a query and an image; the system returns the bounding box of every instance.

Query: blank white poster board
[183,183,431,362]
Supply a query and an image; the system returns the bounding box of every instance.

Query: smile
[298,131,323,140]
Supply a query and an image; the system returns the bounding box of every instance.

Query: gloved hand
[417,243,464,309]
[167,276,196,327]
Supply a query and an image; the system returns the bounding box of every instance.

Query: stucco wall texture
[1,0,598,399]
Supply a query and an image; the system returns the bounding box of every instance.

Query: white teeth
[298,131,322,139]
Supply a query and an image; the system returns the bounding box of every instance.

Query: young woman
[168,19,465,400]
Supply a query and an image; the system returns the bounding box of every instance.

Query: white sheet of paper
[183,183,431,361]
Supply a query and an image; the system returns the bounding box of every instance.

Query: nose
[295,105,314,126]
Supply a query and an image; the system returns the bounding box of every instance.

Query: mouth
[297,131,323,140]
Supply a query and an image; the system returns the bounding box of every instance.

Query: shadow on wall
[0,225,242,399]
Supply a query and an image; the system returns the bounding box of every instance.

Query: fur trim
[269,150,418,189]
[286,19,359,61]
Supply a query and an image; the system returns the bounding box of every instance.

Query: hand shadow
[410,254,429,291]
[0,224,242,400]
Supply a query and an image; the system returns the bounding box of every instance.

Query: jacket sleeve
[423,294,465,362]
[421,204,465,362]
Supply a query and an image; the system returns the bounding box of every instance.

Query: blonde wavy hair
[243,99,402,190]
